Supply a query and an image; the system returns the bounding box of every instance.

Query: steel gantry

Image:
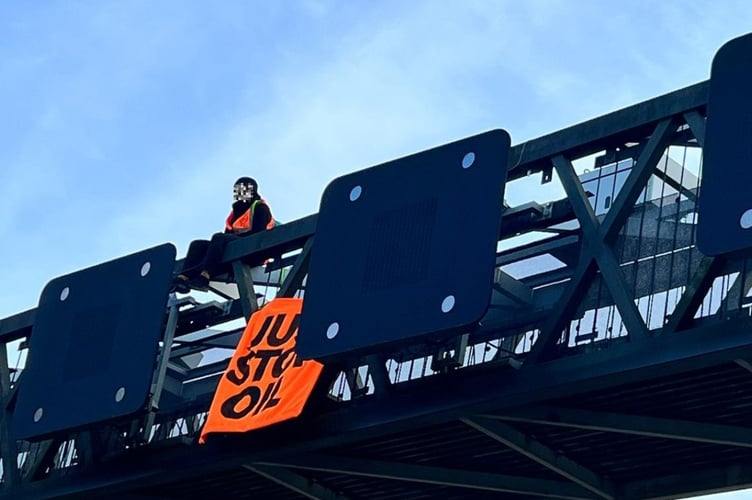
[3,74,752,500]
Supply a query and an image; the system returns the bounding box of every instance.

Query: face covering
[233,182,255,202]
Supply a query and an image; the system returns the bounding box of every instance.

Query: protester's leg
[192,233,238,288]
[181,240,210,275]
[171,239,209,293]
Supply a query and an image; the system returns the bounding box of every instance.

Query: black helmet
[234,176,257,190]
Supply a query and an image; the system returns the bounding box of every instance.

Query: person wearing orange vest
[172,177,274,293]
[224,177,275,234]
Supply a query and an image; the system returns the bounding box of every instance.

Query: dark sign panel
[13,244,175,440]
[698,33,752,256]
[298,130,510,360]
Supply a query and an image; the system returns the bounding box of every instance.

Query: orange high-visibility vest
[225,199,275,234]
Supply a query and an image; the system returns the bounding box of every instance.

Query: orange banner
[200,298,322,443]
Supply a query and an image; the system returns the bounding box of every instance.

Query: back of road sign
[12,244,175,440]
[297,130,510,361]
[698,33,752,256]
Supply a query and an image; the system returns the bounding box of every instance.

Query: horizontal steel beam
[255,454,597,499]
[245,464,349,500]
[506,81,707,181]
[0,308,34,343]
[462,417,615,499]
[623,460,752,500]
[222,213,318,265]
[170,329,243,360]
[486,405,752,448]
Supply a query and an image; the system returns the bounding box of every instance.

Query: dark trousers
[181,232,238,278]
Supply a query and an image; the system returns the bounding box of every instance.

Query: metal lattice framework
[3,79,752,499]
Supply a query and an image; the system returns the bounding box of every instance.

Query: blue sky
[2,2,752,496]
[3,0,750,319]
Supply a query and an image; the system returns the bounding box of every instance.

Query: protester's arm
[249,202,272,235]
